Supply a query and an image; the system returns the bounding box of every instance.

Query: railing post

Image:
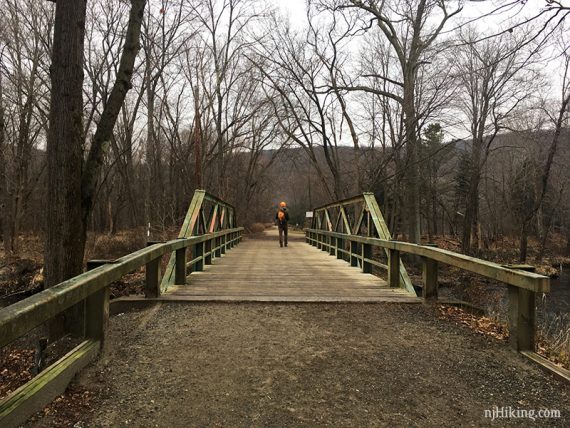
[215,236,222,257]
[337,238,344,260]
[422,257,438,300]
[362,243,372,273]
[330,236,336,256]
[350,241,358,267]
[145,257,161,298]
[85,260,110,348]
[317,233,322,250]
[205,237,212,265]
[195,242,204,272]
[322,235,329,252]
[388,249,400,288]
[221,234,227,255]
[175,246,186,285]
[508,286,536,351]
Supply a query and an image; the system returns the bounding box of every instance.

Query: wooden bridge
[0,191,558,426]
[142,225,418,304]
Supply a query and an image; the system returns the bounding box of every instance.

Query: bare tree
[45,0,147,296]
[518,29,570,261]
[452,27,541,253]
[0,0,52,253]
[187,0,262,197]
[141,0,188,224]
[251,14,357,201]
[322,0,463,243]
[0,52,5,245]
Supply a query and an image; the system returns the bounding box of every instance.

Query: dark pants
[278,223,288,247]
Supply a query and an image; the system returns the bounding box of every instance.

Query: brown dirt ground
[26,303,569,427]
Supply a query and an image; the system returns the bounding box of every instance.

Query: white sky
[271,0,567,142]
[274,0,555,32]
[275,0,307,28]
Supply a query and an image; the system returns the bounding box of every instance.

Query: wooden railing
[305,228,549,353]
[161,190,237,291]
[0,191,243,427]
[309,192,415,294]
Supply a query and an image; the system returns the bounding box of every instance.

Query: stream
[543,269,570,316]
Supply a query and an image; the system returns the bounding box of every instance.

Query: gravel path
[40,303,570,427]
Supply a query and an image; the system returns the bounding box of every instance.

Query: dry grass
[249,223,266,234]
[537,297,570,369]
[84,228,148,261]
[438,304,569,370]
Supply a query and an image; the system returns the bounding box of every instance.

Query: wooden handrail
[0,227,243,349]
[305,229,549,292]
[305,227,549,352]
[0,189,243,426]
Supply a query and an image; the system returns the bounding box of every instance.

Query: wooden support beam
[422,257,438,301]
[194,242,204,272]
[145,257,161,298]
[215,237,222,257]
[508,285,536,351]
[85,288,109,346]
[362,243,372,273]
[0,340,99,428]
[337,238,344,260]
[205,239,212,265]
[350,241,358,267]
[330,237,336,256]
[520,351,570,384]
[175,247,186,285]
[85,260,112,345]
[388,249,400,288]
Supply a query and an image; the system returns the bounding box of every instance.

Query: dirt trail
[31,303,568,427]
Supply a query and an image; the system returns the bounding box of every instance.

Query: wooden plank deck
[162,229,420,303]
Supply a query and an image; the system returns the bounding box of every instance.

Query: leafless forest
[0,0,569,275]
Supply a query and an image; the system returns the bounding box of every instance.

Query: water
[543,270,570,316]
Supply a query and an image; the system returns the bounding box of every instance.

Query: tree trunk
[44,0,87,340]
[0,73,5,245]
[432,187,438,236]
[81,0,147,236]
[462,138,483,254]
[145,67,156,226]
[45,0,87,289]
[45,0,146,339]
[403,75,421,244]
[193,93,203,189]
[519,222,529,263]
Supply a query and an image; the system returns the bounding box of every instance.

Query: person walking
[275,201,289,247]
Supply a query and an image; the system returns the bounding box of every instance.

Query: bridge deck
[163,229,420,303]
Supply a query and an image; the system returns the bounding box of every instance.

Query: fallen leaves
[27,384,96,427]
[0,346,35,398]
[437,305,509,341]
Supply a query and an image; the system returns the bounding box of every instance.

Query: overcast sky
[271,1,567,142]
[275,0,555,32]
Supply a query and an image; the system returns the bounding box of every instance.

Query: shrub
[250,223,266,233]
